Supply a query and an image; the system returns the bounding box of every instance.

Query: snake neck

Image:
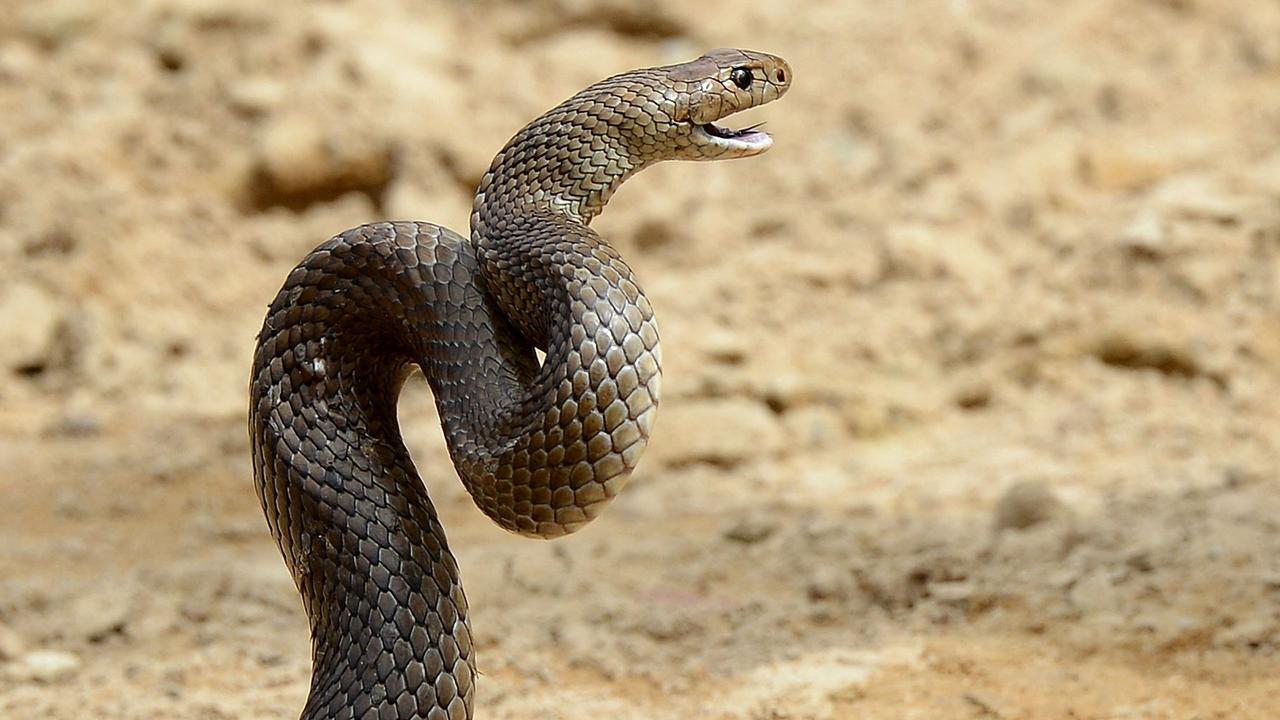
[470,71,672,238]
[471,143,637,233]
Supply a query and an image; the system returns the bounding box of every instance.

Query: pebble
[1118,212,1167,257]
[1067,570,1115,614]
[43,399,103,437]
[806,568,852,602]
[0,625,26,661]
[1089,328,1206,380]
[757,371,813,413]
[0,41,38,81]
[639,613,700,641]
[993,480,1064,532]
[929,580,976,605]
[1215,616,1276,648]
[723,513,779,544]
[14,650,82,683]
[1151,175,1245,223]
[15,0,103,47]
[255,116,329,192]
[697,327,747,366]
[0,281,63,375]
[951,376,993,411]
[225,76,286,116]
[1077,141,1174,192]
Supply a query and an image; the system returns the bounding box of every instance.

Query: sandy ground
[2,0,1280,718]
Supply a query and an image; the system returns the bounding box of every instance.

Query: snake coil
[250,48,791,719]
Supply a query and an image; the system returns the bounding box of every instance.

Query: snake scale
[249,48,791,719]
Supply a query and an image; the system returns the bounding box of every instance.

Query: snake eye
[730,67,753,90]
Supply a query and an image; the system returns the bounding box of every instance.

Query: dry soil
[2,1,1280,718]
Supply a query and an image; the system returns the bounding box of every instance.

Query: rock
[649,398,785,468]
[1117,212,1167,257]
[0,281,64,376]
[255,116,331,190]
[14,650,81,683]
[245,113,395,211]
[993,480,1064,532]
[68,586,134,642]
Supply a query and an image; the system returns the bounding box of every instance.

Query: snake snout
[676,49,790,160]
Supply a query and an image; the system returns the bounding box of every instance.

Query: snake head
[662,48,791,160]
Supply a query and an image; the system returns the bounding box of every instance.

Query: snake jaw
[692,120,774,157]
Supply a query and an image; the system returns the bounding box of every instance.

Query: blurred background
[2,0,1279,717]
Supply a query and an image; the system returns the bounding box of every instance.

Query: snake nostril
[775,69,786,83]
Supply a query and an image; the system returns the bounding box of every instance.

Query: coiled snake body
[249,49,791,719]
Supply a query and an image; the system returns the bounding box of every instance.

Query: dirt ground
[2,0,1280,718]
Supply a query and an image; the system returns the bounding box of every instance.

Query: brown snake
[249,48,791,719]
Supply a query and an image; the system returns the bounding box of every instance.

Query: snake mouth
[694,120,773,155]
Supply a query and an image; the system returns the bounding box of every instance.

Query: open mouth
[695,121,773,154]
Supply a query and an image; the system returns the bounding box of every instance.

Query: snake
[249,48,791,719]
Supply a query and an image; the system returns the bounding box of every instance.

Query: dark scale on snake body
[249,48,791,719]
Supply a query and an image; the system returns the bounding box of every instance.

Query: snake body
[249,49,791,719]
